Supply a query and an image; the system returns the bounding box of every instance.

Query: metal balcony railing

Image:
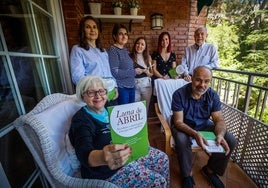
[211,68,268,187]
[211,68,268,124]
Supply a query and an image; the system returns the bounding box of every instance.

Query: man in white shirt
[181,26,219,82]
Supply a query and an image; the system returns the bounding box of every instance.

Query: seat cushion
[33,99,83,176]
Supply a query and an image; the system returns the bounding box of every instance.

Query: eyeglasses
[83,89,107,98]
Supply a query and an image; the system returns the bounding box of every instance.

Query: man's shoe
[182,176,195,188]
[202,166,225,188]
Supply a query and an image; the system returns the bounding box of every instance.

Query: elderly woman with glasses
[69,75,170,187]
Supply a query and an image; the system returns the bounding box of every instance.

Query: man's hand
[216,135,230,155]
[194,132,208,150]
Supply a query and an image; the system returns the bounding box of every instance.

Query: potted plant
[112,0,123,15]
[88,0,101,15]
[128,0,140,15]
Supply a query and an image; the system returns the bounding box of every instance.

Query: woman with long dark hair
[151,31,177,79]
[130,37,153,112]
[69,16,118,105]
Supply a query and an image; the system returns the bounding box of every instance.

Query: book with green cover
[168,68,177,78]
[199,131,216,140]
[192,131,225,153]
[168,65,185,78]
[107,101,149,164]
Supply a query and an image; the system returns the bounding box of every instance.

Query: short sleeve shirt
[171,83,222,130]
[151,51,176,76]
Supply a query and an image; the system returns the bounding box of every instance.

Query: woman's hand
[135,68,144,75]
[103,144,132,170]
[144,69,153,77]
[173,75,181,79]
[183,75,192,82]
[162,75,170,79]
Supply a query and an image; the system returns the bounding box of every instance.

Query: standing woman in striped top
[108,24,136,105]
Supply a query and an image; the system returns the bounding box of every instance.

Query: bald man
[171,66,236,188]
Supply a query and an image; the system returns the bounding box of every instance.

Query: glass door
[0,0,70,186]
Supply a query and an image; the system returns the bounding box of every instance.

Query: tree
[207,0,268,73]
[207,0,268,122]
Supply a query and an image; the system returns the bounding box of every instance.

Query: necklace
[161,52,170,61]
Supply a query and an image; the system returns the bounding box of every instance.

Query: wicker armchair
[14,93,118,188]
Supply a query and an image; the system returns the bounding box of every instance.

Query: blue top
[107,45,135,88]
[151,51,176,77]
[69,107,118,179]
[181,42,219,75]
[171,83,221,130]
[70,45,117,86]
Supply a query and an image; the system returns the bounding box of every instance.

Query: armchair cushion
[33,99,81,176]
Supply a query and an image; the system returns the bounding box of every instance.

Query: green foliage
[207,22,240,68]
[112,0,123,8]
[207,0,268,73]
[242,27,268,73]
[128,0,140,9]
[207,1,268,123]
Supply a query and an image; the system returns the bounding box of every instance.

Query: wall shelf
[84,14,145,32]
[85,14,145,23]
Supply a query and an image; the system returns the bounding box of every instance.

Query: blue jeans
[117,87,135,105]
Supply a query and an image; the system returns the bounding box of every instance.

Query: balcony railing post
[243,75,253,113]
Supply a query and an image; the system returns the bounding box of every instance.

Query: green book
[198,131,216,140]
[192,131,225,153]
[168,68,177,78]
[168,65,185,78]
[107,101,149,164]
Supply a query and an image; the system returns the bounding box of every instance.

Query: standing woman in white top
[130,37,153,112]
[69,16,118,106]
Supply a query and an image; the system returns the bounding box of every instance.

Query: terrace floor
[147,103,258,188]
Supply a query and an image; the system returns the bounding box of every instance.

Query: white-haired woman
[69,75,170,187]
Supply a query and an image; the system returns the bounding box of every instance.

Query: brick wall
[62,0,208,63]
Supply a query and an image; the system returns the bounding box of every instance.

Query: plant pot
[88,2,101,15]
[130,8,138,15]
[114,7,122,15]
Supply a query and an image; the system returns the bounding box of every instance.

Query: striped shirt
[108,45,135,88]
